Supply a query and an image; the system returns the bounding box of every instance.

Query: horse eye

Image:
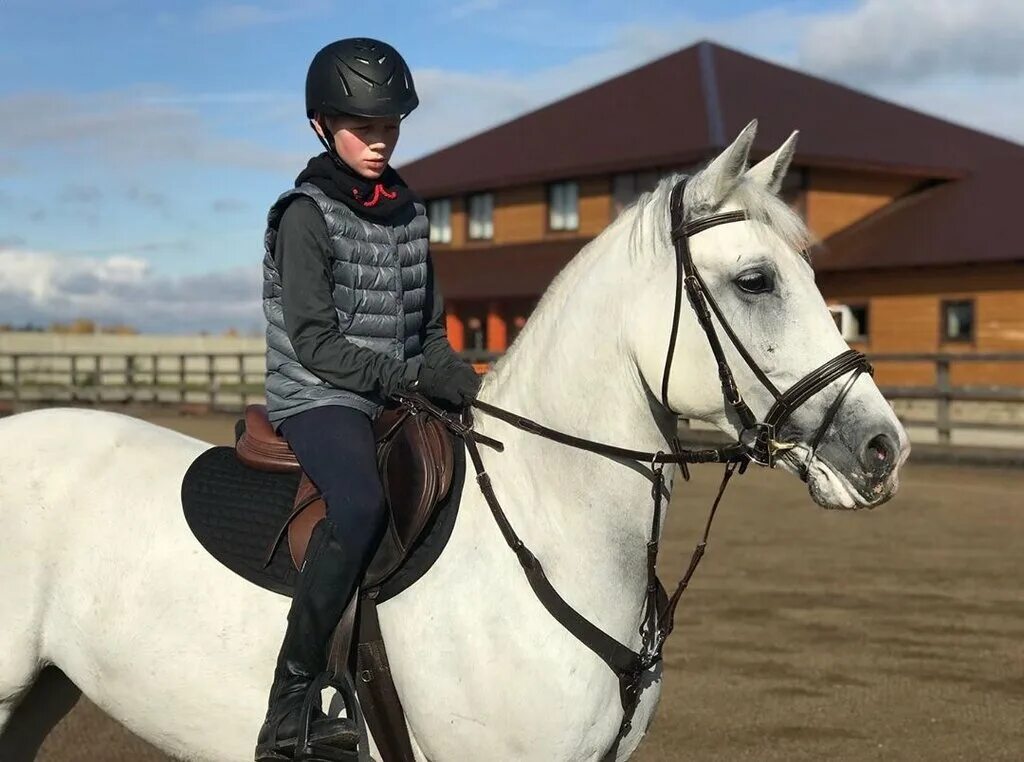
[735,270,773,294]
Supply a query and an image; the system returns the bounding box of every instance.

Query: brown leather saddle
[235,403,456,587]
[232,401,460,762]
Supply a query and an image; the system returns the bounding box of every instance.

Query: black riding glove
[448,361,482,399]
[414,363,480,409]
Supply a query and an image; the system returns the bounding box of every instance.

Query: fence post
[179,354,187,404]
[936,356,951,445]
[152,353,159,404]
[70,354,78,402]
[12,354,20,404]
[129,356,137,407]
[238,353,246,410]
[208,354,217,411]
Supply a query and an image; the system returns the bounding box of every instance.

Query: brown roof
[818,156,1024,271]
[399,41,1021,197]
[405,40,1024,274]
[432,238,589,299]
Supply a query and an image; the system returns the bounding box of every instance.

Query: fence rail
[2,350,1023,445]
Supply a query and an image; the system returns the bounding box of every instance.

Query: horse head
[630,120,910,509]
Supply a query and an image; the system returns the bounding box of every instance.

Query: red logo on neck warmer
[352,183,398,207]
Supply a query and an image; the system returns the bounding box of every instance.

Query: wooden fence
[1,350,1022,445]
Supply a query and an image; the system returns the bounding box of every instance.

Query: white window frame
[428,198,452,244]
[467,192,494,240]
[548,180,579,231]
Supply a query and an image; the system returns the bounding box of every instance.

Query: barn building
[399,41,1024,388]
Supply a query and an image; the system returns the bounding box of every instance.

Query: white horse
[0,122,909,761]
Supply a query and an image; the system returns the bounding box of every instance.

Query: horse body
[0,408,289,760]
[0,387,662,762]
[0,210,666,762]
[0,122,910,760]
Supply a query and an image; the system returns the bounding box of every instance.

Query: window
[612,174,636,218]
[548,181,579,230]
[612,168,685,218]
[849,304,869,341]
[428,199,451,243]
[467,192,493,240]
[828,303,870,341]
[780,167,806,220]
[941,299,974,342]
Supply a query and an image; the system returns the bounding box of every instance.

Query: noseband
[415,175,875,757]
[661,179,873,474]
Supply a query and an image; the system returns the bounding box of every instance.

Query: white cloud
[395,3,1024,165]
[139,91,291,107]
[395,10,809,162]
[0,155,21,175]
[0,247,263,333]
[801,0,1024,84]
[0,90,303,173]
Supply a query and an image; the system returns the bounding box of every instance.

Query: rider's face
[318,114,401,180]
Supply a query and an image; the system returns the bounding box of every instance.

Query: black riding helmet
[305,38,419,121]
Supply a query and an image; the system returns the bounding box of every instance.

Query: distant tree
[69,318,97,334]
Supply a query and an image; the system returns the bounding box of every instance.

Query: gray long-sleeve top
[274,196,464,398]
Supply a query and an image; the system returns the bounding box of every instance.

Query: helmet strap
[309,118,347,169]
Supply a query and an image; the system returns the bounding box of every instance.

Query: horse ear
[702,119,757,205]
[746,131,798,194]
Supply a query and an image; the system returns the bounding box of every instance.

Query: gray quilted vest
[262,183,429,429]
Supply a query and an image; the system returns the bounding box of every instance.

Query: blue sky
[2,0,1022,333]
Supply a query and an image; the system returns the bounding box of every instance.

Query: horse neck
[471,227,676,642]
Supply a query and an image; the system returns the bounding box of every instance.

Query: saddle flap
[365,412,455,585]
[283,408,456,589]
[236,404,301,473]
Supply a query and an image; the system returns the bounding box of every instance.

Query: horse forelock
[626,170,815,267]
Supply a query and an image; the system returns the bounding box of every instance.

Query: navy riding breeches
[278,404,387,573]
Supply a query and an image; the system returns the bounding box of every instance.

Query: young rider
[255,37,481,761]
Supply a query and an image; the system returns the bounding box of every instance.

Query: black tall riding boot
[255,519,362,762]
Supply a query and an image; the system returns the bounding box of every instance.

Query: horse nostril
[861,433,896,473]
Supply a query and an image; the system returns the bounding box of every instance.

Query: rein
[391,175,873,755]
[394,390,730,749]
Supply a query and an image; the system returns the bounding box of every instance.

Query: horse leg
[0,665,82,762]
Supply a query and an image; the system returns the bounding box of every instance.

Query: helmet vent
[333,63,353,96]
[346,64,379,88]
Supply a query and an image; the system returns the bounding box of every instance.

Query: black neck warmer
[295,152,415,222]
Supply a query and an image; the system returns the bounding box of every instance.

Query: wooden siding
[428,170,1024,389]
[494,185,546,244]
[449,196,467,247]
[433,177,612,247]
[820,263,1024,387]
[805,169,918,240]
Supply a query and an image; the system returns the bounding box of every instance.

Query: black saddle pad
[180,440,466,601]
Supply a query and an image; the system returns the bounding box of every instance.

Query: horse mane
[480,164,814,389]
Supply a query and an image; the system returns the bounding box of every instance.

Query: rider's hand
[413,363,480,409]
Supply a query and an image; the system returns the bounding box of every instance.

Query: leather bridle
[662,178,873,473]
[399,175,875,758]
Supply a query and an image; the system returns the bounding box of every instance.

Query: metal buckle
[742,423,795,468]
